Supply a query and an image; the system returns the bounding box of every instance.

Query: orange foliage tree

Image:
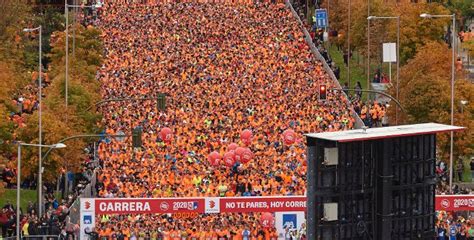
[392,41,473,161]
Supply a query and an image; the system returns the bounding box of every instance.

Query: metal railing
[66,143,99,238]
[286,0,365,129]
[68,169,97,226]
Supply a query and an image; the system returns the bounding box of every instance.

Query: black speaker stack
[306,127,444,240]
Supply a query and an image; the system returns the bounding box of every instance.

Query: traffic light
[319,84,327,101]
[132,127,142,148]
[157,93,166,111]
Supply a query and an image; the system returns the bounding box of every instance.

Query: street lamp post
[367,15,370,92]
[65,2,99,108]
[23,26,44,216]
[367,16,400,125]
[347,0,351,88]
[65,0,69,108]
[16,142,66,240]
[366,0,370,93]
[420,13,456,192]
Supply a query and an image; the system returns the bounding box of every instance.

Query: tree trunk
[459,16,465,32]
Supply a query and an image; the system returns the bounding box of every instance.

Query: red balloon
[160,127,173,143]
[242,139,252,145]
[234,147,245,163]
[241,148,253,164]
[260,212,275,228]
[283,129,296,145]
[240,129,253,145]
[208,151,221,166]
[223,152,235,167]
[228,143,239,152]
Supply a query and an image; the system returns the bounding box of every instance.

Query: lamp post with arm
[367,15,400,125]
[347,0,351,88]
[22,26,44,216]
[420,13,456,192]
[16,143,66,240]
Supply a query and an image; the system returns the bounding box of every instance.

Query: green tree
[445,0,474,30]
[35,6,66,68]
[47,24,103,133]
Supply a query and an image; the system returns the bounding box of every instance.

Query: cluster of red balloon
[221,144,253,167]
[207,129,299,167]
[207,129,255,167]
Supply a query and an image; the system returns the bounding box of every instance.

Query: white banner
[383,42,397,62]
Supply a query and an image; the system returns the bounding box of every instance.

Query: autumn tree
[323,0,388,52]
[327,0,451,65]
[366,1,450,65]
[15,23,104,182]
[389,2,451,64]
[0,0,34,195]
[0,62,19,147]
[391,41,473,160]
[0,0,33,65]
[1,1,103,193]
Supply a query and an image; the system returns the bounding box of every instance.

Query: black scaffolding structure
[306,123,464,240]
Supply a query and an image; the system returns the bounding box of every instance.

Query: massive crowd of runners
[1,0,472,239]
[92,0,354,238]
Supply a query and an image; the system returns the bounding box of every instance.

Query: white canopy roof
[306,123,465,143]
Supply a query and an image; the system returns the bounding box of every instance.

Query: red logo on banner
[210,200,216,208]
[85,201,91,210]
[95,199,206,214]
[160,202,169,211]
[441,199,450,208]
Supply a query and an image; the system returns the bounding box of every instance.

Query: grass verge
[0,189,37,211]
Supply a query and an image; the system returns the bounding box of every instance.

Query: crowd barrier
[82,195,474,215]
[66,145,99,238]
